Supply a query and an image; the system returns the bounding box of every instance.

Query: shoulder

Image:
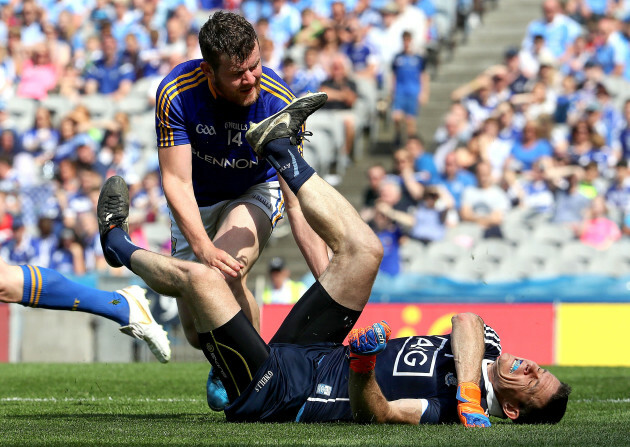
[260,66,295,106]
[157,59,205,97]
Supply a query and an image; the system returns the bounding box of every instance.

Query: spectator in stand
[460,161,511,238]
[504,46,529,94]
[31,210,60,269]
[477,116,512,181]
[433,112,470,173]
[522,0,581,60]
[131,170,168,223]
[391,148,424,207]
[566,119,611,176]
[605,160,630,212]
[591,16,626,77]
[518,159,555,216]
[291,8,325,48]
[507,119,554,174]
[618,99,630,160]
[19,0,45,49]
[379,184,454,245]
[578,160,608,199]
[370,202,403,276]
[341,17,379,83]
[268,0,301,54]
[0,154,18,193]
[438,152,477,211]
[549,169,591,225]
[316,26,342,75]
[16,43,58,100]
[49,226,86,275]
[561,35,593,83]
[391,31,430,146]
[75,211,106,271]
[320,53,358,161]
[84,34,135,100]
[353,0,383,28]
[554,74,579,124]
[261,256,307,304]
[406,135,438,185]
[360,163,387,222]
[593,82,623,153]
[575,195,621,250]
[21,107,59,161]
[294,46,327,95]
[0,191,13,245]
[1,216,38,265]
[519,34,555,79]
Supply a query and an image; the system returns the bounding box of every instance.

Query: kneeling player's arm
[349,370,424,425]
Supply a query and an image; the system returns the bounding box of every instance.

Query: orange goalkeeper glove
[348,321,391,374]
[456,382,491,428]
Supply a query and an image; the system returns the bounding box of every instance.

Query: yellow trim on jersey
[157,68,205,146]
[26,265,36,306]
[33,266,42,307]
[261,84,292,105]
[159,75,207,147]
[261,73,295,101]
[156,67,203,118]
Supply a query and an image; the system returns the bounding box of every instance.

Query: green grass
[0,364,629,446]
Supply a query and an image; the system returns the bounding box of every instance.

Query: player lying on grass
[0,256,171,363]
[96,97,570,425]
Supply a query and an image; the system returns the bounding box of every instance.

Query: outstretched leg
[0,256,170,363]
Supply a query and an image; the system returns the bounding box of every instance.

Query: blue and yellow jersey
[155,60,297,206]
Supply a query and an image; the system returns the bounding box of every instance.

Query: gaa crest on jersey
[392,336,448,376]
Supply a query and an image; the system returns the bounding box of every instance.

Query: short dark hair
[513,381,571,424]
[198,11,259,71]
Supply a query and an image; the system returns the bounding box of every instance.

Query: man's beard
[214,77,261,107]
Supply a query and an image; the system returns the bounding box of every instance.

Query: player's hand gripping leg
[348,321,391,374]
[456,382,491,428]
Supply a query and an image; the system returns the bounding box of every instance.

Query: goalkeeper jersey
[224,326,502,423]
[155,61,296,206]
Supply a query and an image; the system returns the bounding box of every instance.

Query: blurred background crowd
[2,0,630,289]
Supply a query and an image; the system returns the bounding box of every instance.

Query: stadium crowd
[359,0,630,278]
[3,0,630,281]
[0,0,481,275]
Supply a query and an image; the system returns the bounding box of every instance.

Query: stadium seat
[426,240,470,266]
[531,222,575,246]
[470,239,514,265]
[6,97,37,132]
[40,94,75,127]
[80,94,115,121]
[445,222,483,245]
[399,239,427,272]
[559,241,598,267]
[115,97,150,115]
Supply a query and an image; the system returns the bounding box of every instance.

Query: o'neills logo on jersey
[192,148,259,169]
[196,124,216,135]
[224,122,248,130]
[254,370,274,392]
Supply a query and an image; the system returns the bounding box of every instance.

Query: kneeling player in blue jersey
[97,101,570,426]
[0,256,170,363]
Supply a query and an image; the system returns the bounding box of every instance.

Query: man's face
[491,352,561,418]
[207,43,262,107]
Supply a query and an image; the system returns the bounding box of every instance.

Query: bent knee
[451,312,483,326]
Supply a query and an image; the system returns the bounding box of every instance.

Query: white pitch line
[1,397,204,403]
[574,398,630,403]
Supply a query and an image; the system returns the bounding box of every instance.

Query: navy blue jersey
[155,60,297,206]
[225,326,502,423]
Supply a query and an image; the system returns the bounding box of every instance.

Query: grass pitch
[0,363,629,446]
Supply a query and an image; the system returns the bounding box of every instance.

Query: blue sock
[264,137,315,194]
[103,227,142,272]
[19,265,131,326]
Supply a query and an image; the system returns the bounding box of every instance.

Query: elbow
[452,312,483,328]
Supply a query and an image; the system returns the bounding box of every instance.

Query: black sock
[103,227,142,271]
[198,311,270,402]
[264,137,315,194]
